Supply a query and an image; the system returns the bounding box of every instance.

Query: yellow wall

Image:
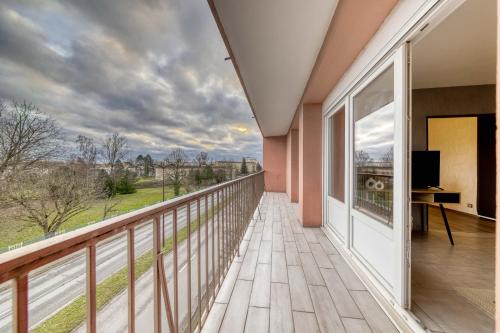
[428,117,478,215]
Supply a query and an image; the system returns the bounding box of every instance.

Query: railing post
[127,228,135,333]
[211,192,215,309]
[228,185,232,260]
[187,203,192,333]
[87,243,97,333]
[173,209,179,332]
[13,274,28,333]
[204,194,209,322]
[153,216,161,333]
[228,185,231,263]
[222,187,227,273]
[233,183,238,257]
[240,180,244,251]
[197,198,201,328]
[217,190,221,289]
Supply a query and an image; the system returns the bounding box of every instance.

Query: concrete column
[286,129,299,202]
[298,104,323,227]
[263,135,287,192]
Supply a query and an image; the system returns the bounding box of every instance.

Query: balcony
[202,192,397,333]
[0,173,396,333]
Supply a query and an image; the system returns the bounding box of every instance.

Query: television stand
[412,188,461,246]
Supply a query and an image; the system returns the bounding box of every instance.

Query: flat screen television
[412,151,440,188]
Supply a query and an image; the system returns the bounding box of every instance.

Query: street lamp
[156,160,169,246]
[157,160,168,202]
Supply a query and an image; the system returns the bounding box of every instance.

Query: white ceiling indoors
[212,0,338,137]
[412,0,497,89]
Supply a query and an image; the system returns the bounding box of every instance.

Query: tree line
[0,100,261,238]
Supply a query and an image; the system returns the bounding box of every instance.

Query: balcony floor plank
[244,306,269,333]
[203,193,397,333]
[350,290,398,333]
[271,251,288,283]
[258,240,272,264]
[288,265,314,312]
[341,318,372,333]
[284,241,300,266]
[270,283,294,333]
[249,263,271,308]
[292,311,320,333]
[219,279,252,333]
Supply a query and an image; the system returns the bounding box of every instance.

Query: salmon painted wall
[286,129,299,202]
[299,104,323,227]
[263,136,287,192]
[303,0,398,103]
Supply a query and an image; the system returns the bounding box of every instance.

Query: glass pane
[329,108,345,202]
[353,65,394,225]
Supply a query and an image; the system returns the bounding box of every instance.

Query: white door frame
[321,0,468,330]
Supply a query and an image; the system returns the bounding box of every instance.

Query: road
[79,212,227,333]
[0,198,226,333]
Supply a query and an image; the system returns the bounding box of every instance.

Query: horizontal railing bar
[0,214,161,284]
[0,172,263,280]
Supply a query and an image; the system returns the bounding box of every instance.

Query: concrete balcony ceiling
[209,0,399,137]
[209,0,339,136]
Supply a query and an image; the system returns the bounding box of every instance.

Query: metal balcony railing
[0,171,264,333]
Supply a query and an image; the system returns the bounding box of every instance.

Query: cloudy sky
[355,106,394,161]
[0,0,262,162]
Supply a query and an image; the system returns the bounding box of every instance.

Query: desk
[412,189,461,246]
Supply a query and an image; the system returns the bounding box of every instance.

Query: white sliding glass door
[348,44,409,306]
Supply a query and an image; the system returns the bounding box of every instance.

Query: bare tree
[355,150,371,166]
[75,135,98,167]
[101,133,128,193]
[382,147,394,164]
[0,101,61,176]
[194,151,208,167]
[101,196,120,220]
[74,135,119,220]
[5,164,99,236]
[101,132,128,174]
[166,148,188,196]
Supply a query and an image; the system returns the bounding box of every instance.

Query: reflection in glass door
[353,65,395,225]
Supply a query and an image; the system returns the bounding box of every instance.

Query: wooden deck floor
[202,192,398,333]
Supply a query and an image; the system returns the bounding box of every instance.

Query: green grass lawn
[0,185,187,249]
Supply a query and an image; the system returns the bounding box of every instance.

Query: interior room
[410,0,496,332]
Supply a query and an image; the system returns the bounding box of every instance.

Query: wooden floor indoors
[202,192,398,333]
[412,206,495,333]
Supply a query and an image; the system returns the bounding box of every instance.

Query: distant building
[153,158,260,182]
[154,165,197,181]
[214,157,259,175]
